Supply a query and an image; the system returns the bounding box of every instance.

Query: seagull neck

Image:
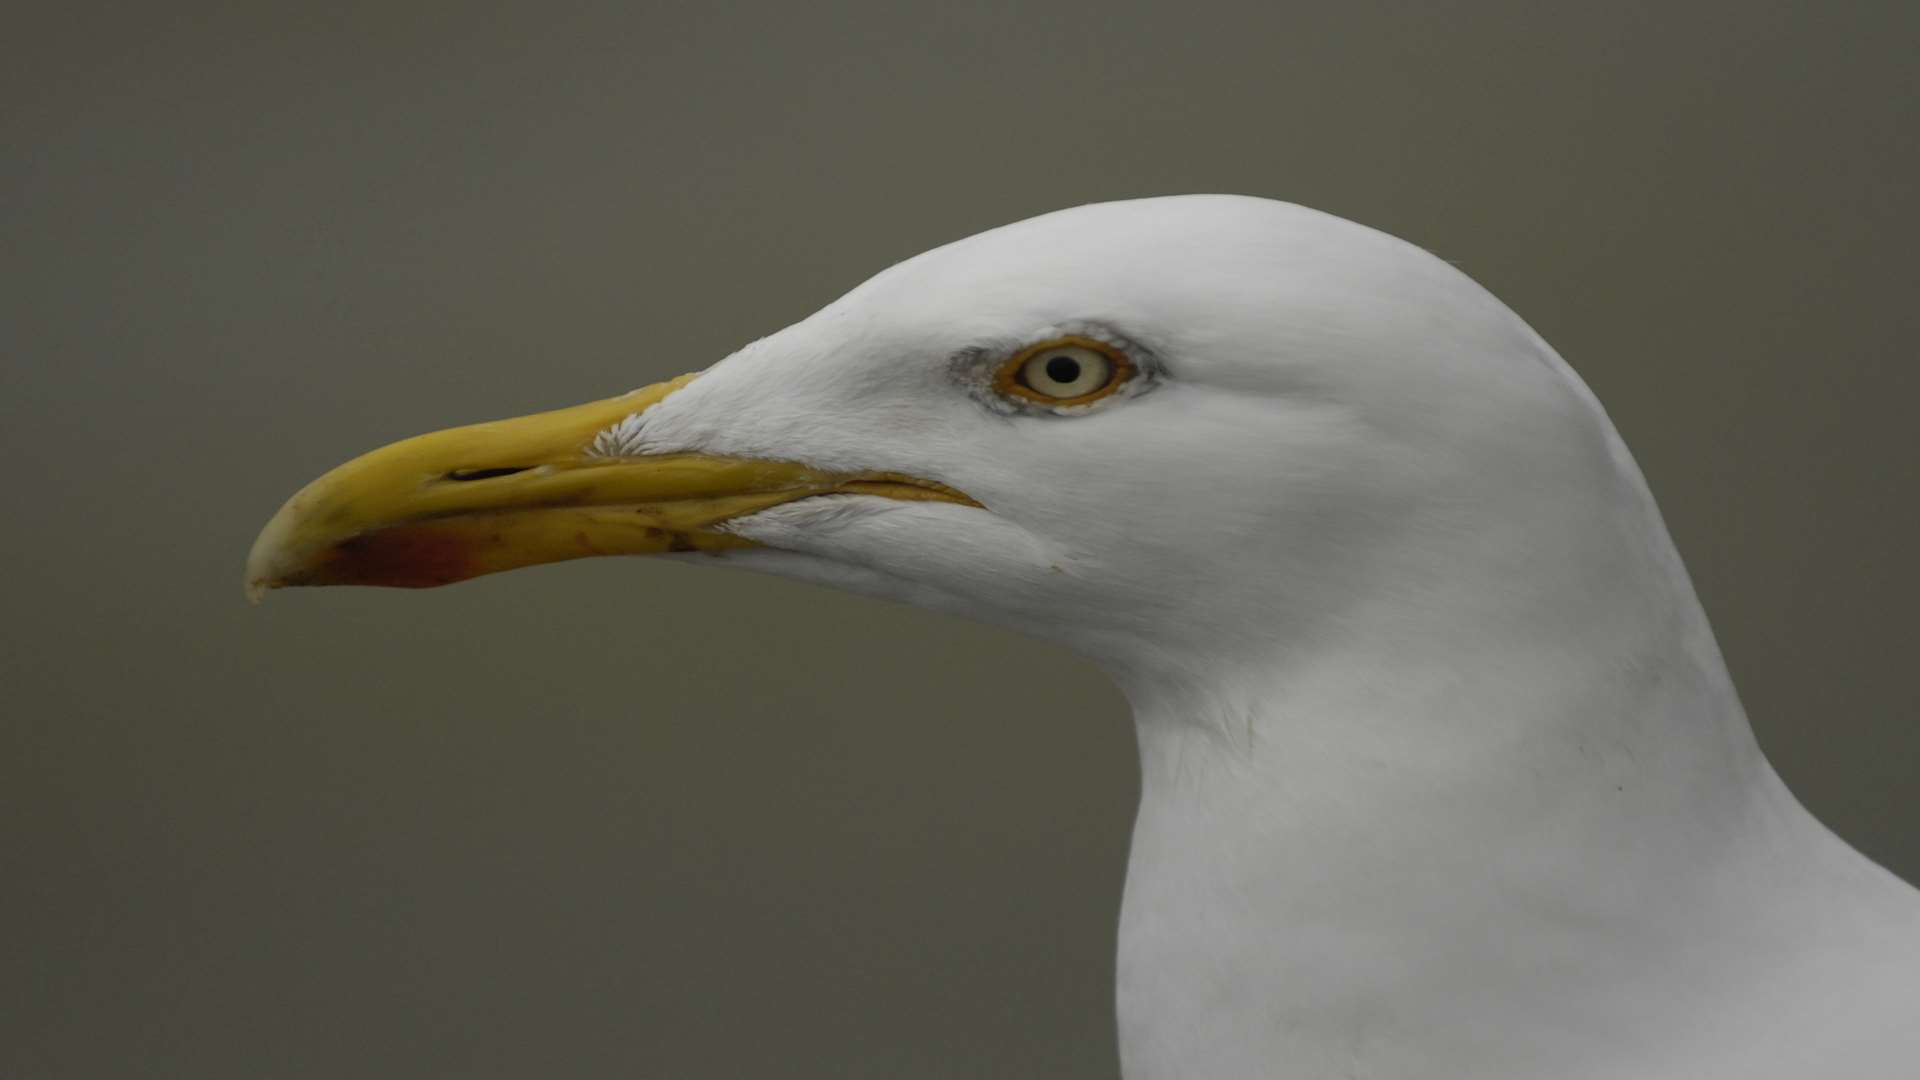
[1105,577,1819,1079]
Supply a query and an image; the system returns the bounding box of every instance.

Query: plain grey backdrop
[5,2,1916,1076]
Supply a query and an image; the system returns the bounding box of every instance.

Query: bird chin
[707,547,983,621]
[702,495,1032,625]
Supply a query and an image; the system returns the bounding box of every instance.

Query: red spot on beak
[325,522,481,588]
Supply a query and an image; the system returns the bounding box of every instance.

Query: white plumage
[253,194,1920,1078]
[624,196,1920,1078]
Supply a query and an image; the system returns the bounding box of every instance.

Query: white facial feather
[590,195,1639,675]
[611,195,1920,1078]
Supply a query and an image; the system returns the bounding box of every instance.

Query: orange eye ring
[993,336,1135,407]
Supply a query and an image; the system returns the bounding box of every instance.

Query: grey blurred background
[4,2,1915,1076]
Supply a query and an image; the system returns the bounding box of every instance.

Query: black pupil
[1044,354,1083,385]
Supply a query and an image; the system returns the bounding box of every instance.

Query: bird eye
[996,338,1133,406]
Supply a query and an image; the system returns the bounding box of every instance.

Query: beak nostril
[445,466,534,482]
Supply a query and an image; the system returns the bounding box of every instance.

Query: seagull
[248,195,1920,1079]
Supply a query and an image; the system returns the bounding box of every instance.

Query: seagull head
[248,195,1634,680]
[245,196,1920,1079]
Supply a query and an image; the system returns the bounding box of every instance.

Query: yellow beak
[244,373,976,600]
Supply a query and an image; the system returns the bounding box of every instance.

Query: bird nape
[249,195,1920,1080]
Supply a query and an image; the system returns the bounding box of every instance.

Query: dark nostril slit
[446,466,533,482]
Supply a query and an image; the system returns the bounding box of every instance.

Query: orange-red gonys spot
[325,522,484,589]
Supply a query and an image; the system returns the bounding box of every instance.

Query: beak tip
[245,501,303,604]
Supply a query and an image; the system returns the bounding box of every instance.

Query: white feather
[632,196,1919,1079]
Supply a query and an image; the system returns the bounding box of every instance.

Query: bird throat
[1107,618,1789,1079]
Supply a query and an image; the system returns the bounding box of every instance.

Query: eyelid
[992,335,1135,407]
